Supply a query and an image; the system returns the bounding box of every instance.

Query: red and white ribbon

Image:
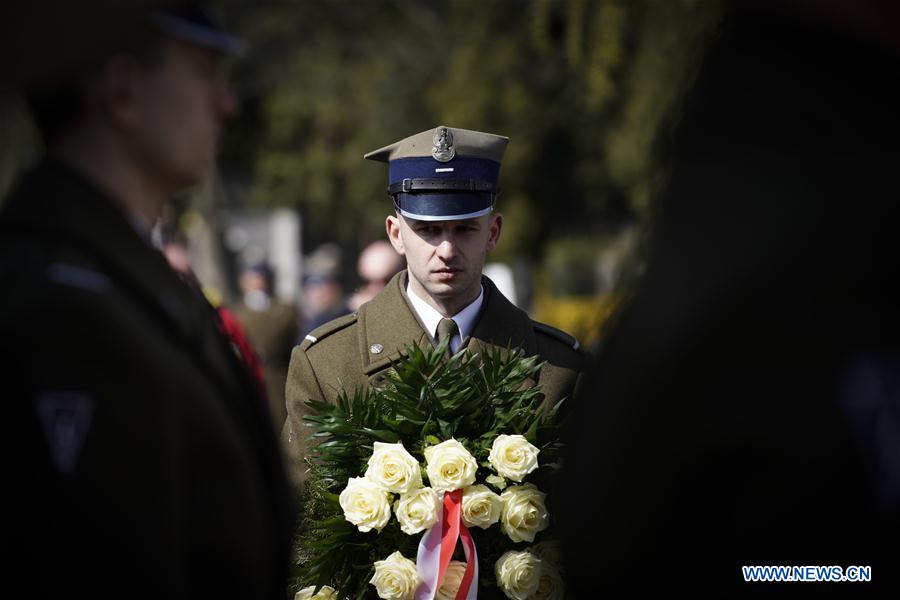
[415,490,478,600]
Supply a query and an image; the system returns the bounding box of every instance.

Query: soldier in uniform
[234,260,300,429]
[284,126,590,487]
[0,4,294,598]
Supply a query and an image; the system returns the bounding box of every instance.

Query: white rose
[500,484,549,543]
[365,441,423,494]
[435,560,467,600]
[532,561,565,600]
[294,585,338,600]
[488,434,540,482]
[461,484,502,529]
[423,439,478,492]
[394,486,440,535]
[495,550,542,600]
[370,551,420,600]
[339,476,392,533]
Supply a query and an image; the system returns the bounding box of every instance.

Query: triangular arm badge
[37,391,95,475]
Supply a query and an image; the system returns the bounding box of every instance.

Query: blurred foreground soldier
[284,126,590,486]
[347,239,406,311]
[0,4,293,598]
[561,1,900,596]
[234,260,300,429]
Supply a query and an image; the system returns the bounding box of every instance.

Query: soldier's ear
[385,215,405,255]
[95,53,144,133]
[486,213,503,252]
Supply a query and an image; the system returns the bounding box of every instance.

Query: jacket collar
[467,274,538,357]
[358,270,430,374]
[4,159,175,296]
[357,269,538,375]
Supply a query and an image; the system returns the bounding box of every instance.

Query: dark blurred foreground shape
[0,1,179,90]
[562,0,900,596]
[0,3,294,598]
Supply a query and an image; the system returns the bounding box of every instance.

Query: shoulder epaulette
[533,320,582,351]
[299,312,358,350]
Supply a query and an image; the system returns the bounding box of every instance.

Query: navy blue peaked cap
[365,126,509,221]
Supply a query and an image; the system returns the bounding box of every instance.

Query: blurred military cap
[365,125,508,222]
[0,1,240,90]
[304,243,343,282]
[1,1,163,89]
[149,2,243,55]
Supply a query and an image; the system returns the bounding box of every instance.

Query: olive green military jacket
[233,300,299,429]
[284,271,590,487]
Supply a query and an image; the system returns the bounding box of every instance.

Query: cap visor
[394,192,494,221]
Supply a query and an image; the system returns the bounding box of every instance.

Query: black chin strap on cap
[387,178,499,196]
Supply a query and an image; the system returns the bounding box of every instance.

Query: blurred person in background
[298,242,351,338]
[0,3,293,597]
[234,259,300,429]
[561,0,900,596]
[347,239,406,311]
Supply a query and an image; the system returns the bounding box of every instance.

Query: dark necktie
[436,317,459,356]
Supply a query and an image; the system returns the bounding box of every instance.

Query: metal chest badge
[431,127,455,162]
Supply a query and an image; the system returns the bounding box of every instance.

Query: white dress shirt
[406,280,484,354]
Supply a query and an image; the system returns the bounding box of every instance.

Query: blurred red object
[217,305,269,408]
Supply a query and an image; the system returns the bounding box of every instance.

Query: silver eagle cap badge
[431,127,456,163]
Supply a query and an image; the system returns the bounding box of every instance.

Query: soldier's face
[129,40,237,190]
[386,212,502,315]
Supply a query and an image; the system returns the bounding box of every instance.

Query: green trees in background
[0,0,724,332]
[220,0,723,266]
